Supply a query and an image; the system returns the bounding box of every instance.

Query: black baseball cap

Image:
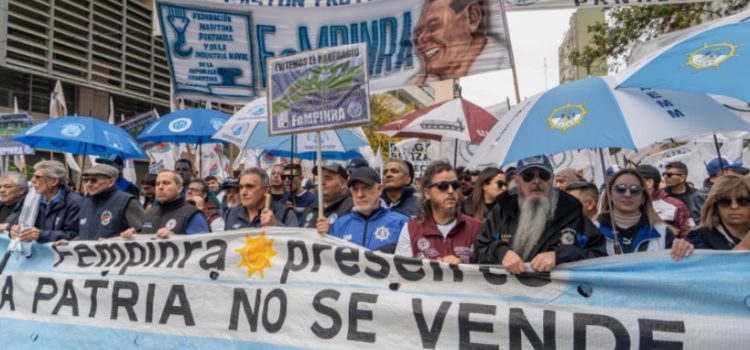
[313,163,348,179]
[347,167,380,187]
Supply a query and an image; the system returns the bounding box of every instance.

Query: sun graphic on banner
[686,42,738,70]
[234,233,277,279]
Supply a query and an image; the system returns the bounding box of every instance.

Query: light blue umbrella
[467,76,750,168]
[12,116,147,159]
[213,98,369,160]
[618,9,750,102]
[137,108,229,144]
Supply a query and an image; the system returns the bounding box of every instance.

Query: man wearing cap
[220,178,241,214]
[10,160,82,243]
[325,167,409,253]
[395,161,482,264]
[77,164,144,241]
[636,165,695,238]
[123,170,208,239]
[475,155,605,274]
[304,163,353,229]
[381,158,420,218]
[223,168,297,229]
[690,157,733,223]
[97,156,140,197]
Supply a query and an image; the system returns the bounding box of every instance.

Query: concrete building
[558,8,607,83]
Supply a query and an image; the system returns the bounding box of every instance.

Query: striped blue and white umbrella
[467,76,750,168]
[618,9,750,102]
[213,98,368,160]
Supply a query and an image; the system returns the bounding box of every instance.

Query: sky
[460,9,576,108]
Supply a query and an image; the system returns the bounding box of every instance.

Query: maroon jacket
[652,188,695,238]
[407,213,482,263]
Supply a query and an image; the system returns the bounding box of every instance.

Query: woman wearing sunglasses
[471,167,506,221]
[598,169,694,260]
[688,174,750,250]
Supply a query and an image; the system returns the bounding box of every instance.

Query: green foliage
[364,94,416,158]
[569,1,749,71]
[272,62,363,114]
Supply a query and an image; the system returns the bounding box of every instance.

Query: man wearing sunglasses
[76,164,144,241]
[305,163,352,230]
[636,165,695,238]
[395,161,482,264]
[326,167,409,253]
[10,160,82,243]
[475,155,605,274]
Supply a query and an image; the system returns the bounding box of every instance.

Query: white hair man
[475,155,606,274]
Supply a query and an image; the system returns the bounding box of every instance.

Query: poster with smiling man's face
[412,0,510,85]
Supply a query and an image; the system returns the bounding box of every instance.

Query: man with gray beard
[475,155,606,274]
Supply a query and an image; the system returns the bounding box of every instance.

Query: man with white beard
[475,155,606,274]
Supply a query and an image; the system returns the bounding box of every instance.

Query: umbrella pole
[712,134,725,172]
[291,136,296,207]
[453,139,458,167]
[599,148,622,255]
[316,131,324,219]
[199,144,202,178]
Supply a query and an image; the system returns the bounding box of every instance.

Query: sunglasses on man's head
[430,180,461,192]
[612,184,644,196]
[520,171,551,183]
[716,196,750,208]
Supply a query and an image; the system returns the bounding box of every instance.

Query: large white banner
[156,0,511,102]
[0,229,747,349]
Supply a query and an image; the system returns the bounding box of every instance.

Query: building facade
[558,8,607,83]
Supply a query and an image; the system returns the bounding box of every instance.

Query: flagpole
[316,131,324,219]
[500,3,521,104]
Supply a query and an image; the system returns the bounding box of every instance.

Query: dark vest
[78,186,135,240]
[142,197,200,235]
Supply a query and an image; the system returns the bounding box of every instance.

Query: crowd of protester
[1,153,748,273]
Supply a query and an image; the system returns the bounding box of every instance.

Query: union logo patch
[547,103,586,132]
[686,42,738,70]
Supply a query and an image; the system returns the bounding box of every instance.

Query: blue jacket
[330,206,409,253]
[381,186,420,219]
[35,187,82,243]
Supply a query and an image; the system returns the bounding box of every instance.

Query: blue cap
[516,155,553,175]
[706,157,731,177]
[347,158,369,172]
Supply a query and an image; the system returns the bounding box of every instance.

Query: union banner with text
[0,229,747,349]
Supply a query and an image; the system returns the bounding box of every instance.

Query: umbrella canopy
[214,98,369,160]
[467,76,750,168]
[618,9,750,102]
[376,97,498,143]
[137,108,229,144]
[13,116,148,159]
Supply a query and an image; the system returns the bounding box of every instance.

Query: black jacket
[688,225,741,250]
[475,189,606,265]
[301,193,353,228]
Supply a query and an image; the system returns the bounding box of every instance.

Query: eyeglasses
[32,174,50,181]
[496,180,506,189]
[430,180,460,191]
[716,196,750,208]
[520,171,551,183]
[663,172,684,178]
[82,176,100,184]
[281,174,299,180]
[187,186,204,193]
[612,184,644,196]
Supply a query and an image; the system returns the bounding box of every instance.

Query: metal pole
[453,139,459,167]
[316,131,324,218]
[599,148,622,255]
[712,134,725,173]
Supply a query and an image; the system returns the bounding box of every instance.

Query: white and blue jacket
[330,205,409,253]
